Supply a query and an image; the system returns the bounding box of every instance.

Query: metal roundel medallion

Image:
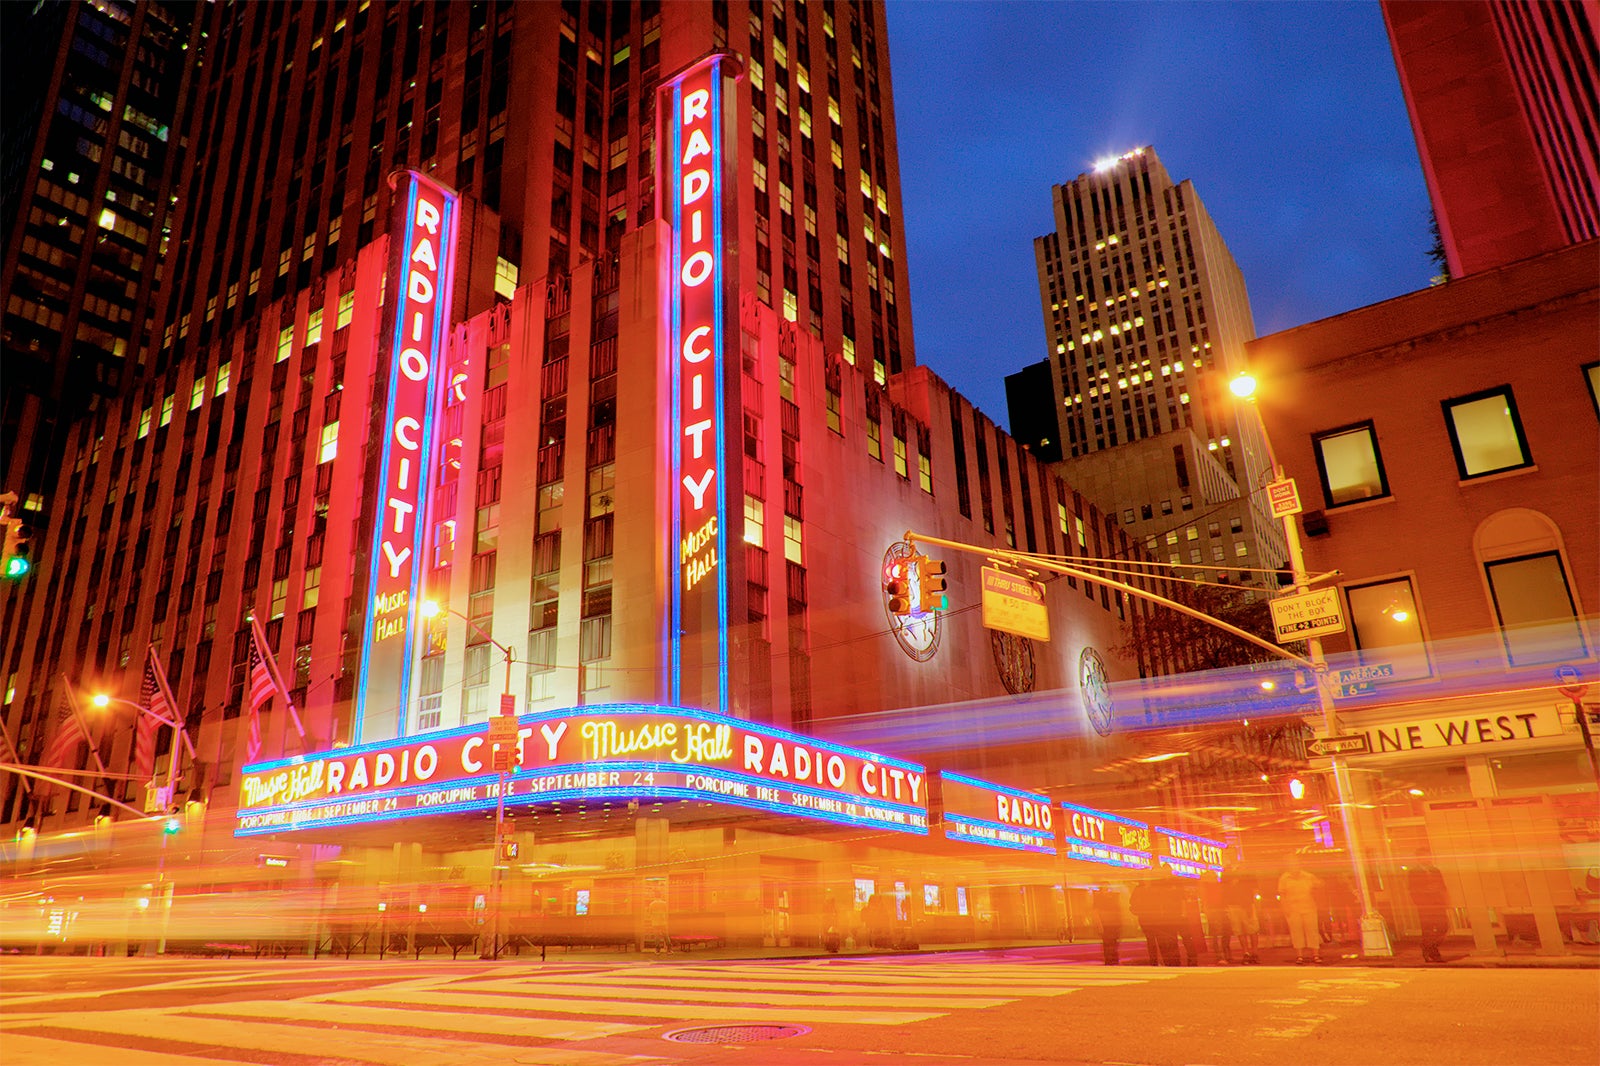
[990,630,1035,695]
[882,541,940,662]
[1079,647,1114,737]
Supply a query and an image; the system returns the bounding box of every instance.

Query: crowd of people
[1092,857,1384,966]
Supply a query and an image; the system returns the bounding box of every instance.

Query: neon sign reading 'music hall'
[354,171,459,743]
[662,54,739,712]
[236,704,929,837]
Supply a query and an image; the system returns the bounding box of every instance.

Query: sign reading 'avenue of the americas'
[353,170,460,744]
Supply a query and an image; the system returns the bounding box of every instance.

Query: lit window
[1074,516,1086,548]
[337,290,355,329]
[137,407,151,439]
[159,394,173,427]
[1234,541,1248,557]
[1314,421,1389,506]
[1345,576,1431,680]
[307,308,324,346]
[1484,551,1587,666]
[1442,386,1530,478]
[214,362,230,395]
[783,515,803,564]
[189,378,205,410]
[1057,502,1068,535]
[276,325,294,362]
[825,391,841,434]
[743,495,764,546]
[893,436,907,478]
[319,421,339,463]
[918,454,932,493]
[866,416,881,460]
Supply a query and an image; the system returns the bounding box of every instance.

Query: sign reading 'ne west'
[354,170,460,743]
[939,771,1055,854]
[236,704,929,837]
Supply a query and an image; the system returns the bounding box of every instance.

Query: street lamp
[419,599,515,960]
[1231,371,1394,958]
[92,693,199,955]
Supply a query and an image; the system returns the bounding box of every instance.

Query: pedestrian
[645,894,668,954]
[1278,855,1324,964]
[1176,881,1205,965]
[1202,874,1233,963]
[1222,868,1261,964]
[1407,853,1450,963]
[1092,884,1124,965]
[1128,878,1161,965]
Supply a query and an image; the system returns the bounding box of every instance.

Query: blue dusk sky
[883,0,1435,429]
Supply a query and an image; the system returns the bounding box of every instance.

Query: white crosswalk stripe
[0,957,1187,1064]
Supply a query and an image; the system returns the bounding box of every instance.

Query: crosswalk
[1,957,1188,1065]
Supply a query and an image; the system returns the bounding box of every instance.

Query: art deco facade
[1,3,1255,949]
[1014,147,1285,586]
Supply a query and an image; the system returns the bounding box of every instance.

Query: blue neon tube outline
[710,64,730,716]
[354,178,420,745]
[240,700,928,776]
[668,80,684,706]
[943,816,1057,855]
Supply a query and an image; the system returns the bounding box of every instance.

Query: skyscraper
[1382,0,1600,278]
[1018,147,1284,583]
[0,0,199,593]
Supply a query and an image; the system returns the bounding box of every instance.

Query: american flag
[246,625,277,764]
[38,691,84,771]
[135,647,173,782]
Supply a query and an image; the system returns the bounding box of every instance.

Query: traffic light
[163,816,182,835]
[500,839,520,861]
[1,520,28,579]
[885,563,913,616]
[919,558,947,613]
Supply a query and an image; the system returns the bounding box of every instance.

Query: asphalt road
[2,948,1595,1065]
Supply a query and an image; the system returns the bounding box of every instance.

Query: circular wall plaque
[1079,647,1114,737]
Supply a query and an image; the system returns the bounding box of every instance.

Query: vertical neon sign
[662,55,740,713]
[354,170,460,743]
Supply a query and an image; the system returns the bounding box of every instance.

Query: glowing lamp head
[419,600,442,619]
[1229,372,1258,399]
[92,694,110,709]
[1288,777,1305,800]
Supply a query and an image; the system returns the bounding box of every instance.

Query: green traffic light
[3,557,27,578]
[163,817,181,834]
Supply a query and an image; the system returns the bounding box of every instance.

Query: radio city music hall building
[0,5,1272,949]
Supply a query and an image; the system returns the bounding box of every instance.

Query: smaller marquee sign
[939,771,1056,854]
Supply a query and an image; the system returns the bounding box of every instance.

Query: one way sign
[1306,733,1371,758]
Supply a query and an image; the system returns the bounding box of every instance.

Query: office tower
[0,0,200,581]
[1382,0,1600,278]
[152,0,916,384]
[1021,147,1284,583]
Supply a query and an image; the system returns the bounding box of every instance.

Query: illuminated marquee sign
[939,772,1055,854]
[1060,802,1153,870]
[354,170,460,743]
[236,703,928,837]
[1154,826,1226,878]
[660,54,741,712]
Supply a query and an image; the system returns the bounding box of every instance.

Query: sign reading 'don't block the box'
[980,567,1050,642]
[1269,587,1346,642]
[1266,478,1302,518]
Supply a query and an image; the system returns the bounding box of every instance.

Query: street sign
[1269,587,1346,642]
[499,693,517,717]
[1266,478,1303,519]
[1306,733,1371,758]
[1334,662,1394,697]
[488,715,517,743]
[1555,664,1590,701]
[980,566,1051,642]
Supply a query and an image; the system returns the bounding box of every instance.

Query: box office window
[1442,386,1531,479]
[1484,551,1587,666]
[1345,576,1430,681]
[1313,421,1388,506]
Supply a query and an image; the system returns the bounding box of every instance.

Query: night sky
[883,0,1435,429]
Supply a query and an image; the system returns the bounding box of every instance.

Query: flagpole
[249,612,307,743]
[62,677,112,795]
